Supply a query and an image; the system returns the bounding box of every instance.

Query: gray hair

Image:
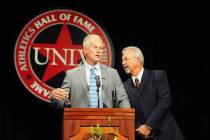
[83,34,104,48]
[122,46,144,65]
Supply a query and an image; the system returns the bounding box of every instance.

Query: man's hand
[136,124,152,139]
[50,88,69,101]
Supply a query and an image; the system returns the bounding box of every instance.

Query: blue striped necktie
[88,68,98,108]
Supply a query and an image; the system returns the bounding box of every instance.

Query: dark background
[0,0,208,140]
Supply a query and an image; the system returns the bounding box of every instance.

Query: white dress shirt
[132,68,144,86]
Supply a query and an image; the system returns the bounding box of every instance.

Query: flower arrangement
[88,116,119,140]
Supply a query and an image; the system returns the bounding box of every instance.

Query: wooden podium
[63,108,135,140]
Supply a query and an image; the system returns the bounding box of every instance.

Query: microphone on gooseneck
[112,90,117,108]
[95,75,100,108]
[95,75,100,88]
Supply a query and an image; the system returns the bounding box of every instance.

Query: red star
[32,23,83,82]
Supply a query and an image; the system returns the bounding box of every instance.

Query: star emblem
[32,23,83,82]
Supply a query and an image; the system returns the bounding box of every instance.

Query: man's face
[83,38,104,65]
[121,49,140,74]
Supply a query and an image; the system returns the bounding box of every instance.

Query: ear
[83,47,87,56]
[82,50,86,58]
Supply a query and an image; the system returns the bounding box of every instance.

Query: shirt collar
[132,68,144,84]
[85,62,100,72]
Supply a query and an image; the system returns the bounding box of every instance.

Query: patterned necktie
[135,78,140,89]
[88,68,98,108]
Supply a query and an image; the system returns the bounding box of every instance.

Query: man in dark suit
[50,34,130,108]
[122,46,185,140]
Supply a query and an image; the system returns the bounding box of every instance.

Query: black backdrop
[0,0,208,140]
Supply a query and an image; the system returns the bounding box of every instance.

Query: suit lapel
[77,65,88,93]
[126,78,139,99]
[100,65,108,100]
[137,69,150,98]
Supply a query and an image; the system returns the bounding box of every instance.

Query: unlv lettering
[33,47,83,66]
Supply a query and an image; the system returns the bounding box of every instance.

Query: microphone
[95,75,100,88]
[95,75,100,108]
[112,90,117,108]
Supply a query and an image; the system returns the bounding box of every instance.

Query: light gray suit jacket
[51,64,130,108]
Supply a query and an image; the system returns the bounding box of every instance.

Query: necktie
[135,78,140,89]
[88,68,98,108]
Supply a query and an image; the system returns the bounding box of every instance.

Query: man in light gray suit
[50,34,130,108]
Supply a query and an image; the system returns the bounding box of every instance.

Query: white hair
[83,34,104,48]
[122,46,144,65]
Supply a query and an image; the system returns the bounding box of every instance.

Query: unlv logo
[14,9,114,102]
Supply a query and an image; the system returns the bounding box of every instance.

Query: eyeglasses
[121,57,138,63]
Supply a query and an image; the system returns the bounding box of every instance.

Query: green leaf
[96,124,103,138]
[90,125,94,137]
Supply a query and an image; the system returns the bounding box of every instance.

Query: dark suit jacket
[123,69,185,140]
